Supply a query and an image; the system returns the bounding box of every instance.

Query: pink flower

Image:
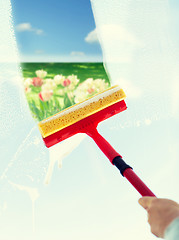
[32,77,43,87]
[87,88,95,94]
[39,90,53,101]
[62,78,71,87]
[25,87,31,93]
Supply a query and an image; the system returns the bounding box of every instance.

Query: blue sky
[12,0,102,62]
[11,0,179,62]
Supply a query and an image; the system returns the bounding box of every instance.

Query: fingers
[138,197,179,238]
[138,197,157,210]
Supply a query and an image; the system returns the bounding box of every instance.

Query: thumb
[138,197,156,210]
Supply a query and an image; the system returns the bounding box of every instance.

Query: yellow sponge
[38,85,126,138]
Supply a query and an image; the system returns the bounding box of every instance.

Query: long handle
[86,127,156,197]
[124,168,156,196]
[113,156,156,196]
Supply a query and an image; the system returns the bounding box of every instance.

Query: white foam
[41,86,121,123]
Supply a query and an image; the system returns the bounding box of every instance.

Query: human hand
[138,197,179,238]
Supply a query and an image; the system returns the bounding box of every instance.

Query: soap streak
[8,181,39,232]
[45,133,86,184]
[0,127,35,180]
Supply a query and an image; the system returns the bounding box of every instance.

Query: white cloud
[16,22,32,32]
[16,22,44,35]
[85,29,99,43]
[35,50,44,54]
[36,29,43,35]
[70,51,85,56]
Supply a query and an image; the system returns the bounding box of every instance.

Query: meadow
[21,62,109,83]
[21,62,110,121]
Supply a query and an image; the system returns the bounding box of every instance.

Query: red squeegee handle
[87,128,156,197]
[113,157,156,197]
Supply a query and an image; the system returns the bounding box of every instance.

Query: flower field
[21,62,110,121]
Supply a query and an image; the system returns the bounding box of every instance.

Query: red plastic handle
[87,127,156,197]
[123,168,156,196]
[86,127,120,162]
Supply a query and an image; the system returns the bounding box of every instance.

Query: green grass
[21,62,110,84]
